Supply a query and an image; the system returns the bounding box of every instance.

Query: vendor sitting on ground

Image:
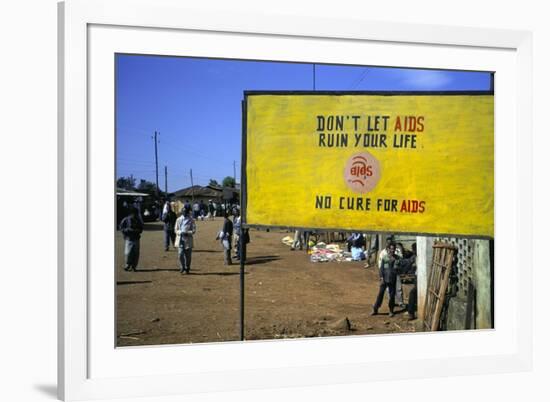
[347,232,366,260]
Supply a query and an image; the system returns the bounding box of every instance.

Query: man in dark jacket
[119,207,143,271]
[183,200,191,215]
[162,204,177,251]
[221,213,233,265]
[371,242,399,317]
[208,200,215,220]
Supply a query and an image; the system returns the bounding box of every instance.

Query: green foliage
[117,176,136,190]
[137,179,159,195]
[208,179,220,187]
[222,176,236,188]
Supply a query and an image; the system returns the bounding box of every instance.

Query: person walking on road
[162,203,177,251]
[233,209,241,260]
[183,199,191,215]
[371,242,400,317]
[175,209,196,274]
[290,229,304,251]
[208,200,215,220]
[220,213,233,265]
[119,207,143,272]
[192,201,200,219]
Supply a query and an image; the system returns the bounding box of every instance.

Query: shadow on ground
[188,272,246,276]
[133,268,180,272]
[244,255,281,265]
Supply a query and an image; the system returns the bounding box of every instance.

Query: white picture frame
[58,0,533,400]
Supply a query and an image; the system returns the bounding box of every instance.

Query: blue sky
[116,55,491,192]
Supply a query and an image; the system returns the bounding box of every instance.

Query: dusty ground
[116,219,419,346]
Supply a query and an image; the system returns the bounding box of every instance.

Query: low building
[170,184,239,215]
[116,188,154,224]
[416,237,493,330]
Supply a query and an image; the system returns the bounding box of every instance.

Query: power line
[117,161,156,167]
[159,137,226,163]
[351,68,369,89]
[116,170,156,174]
[116,125,153,136]
[117,157,155,163]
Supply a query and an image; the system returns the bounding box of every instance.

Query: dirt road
[116,219,418,346]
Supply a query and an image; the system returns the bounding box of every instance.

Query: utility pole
[153,130,160,199]
[164,165,168,196]
[190,168,195,202]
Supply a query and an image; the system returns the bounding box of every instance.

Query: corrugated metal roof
[116,188,150,197]
[173,185,222,198]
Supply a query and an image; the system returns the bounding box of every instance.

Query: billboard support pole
[239,99,248,341]
[239,227,245,341]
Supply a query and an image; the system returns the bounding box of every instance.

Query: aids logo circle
[344,152,381,193]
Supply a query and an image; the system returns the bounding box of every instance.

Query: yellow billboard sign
[243,92,494,238]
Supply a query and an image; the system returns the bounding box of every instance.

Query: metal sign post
[239,226,245,341]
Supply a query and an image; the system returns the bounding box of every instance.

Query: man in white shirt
[372,242,400,317]
[377,235,403,268]
[175,210,196,274]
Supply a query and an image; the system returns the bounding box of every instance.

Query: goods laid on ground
[281,236,294,247]
[309,243,353,263]
[281,236,366,263]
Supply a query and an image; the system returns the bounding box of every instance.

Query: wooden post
[422,243,457,331]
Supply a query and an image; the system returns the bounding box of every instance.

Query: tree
[137,179,159,195]
[208,179,220,187]
[117,175,136,190]
[222,176,236,188]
